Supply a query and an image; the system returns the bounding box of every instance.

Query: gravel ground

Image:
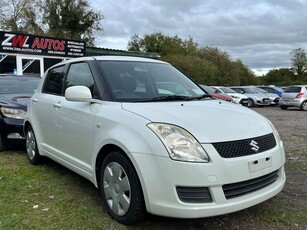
[133,106,307,230]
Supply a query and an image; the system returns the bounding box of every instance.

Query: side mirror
[65,85,101,104]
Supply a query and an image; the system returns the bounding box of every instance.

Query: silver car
[279,85,307,110]
[253,87,280,105]
[230,86,270,107]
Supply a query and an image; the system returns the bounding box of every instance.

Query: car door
[31,65,66,151]
[55,62,100,175]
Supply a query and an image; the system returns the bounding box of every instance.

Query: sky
[90,0,307,76]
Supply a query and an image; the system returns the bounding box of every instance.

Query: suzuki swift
[24,56,286,225]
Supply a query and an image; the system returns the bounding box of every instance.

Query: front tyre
[248,98,254,107]
[25,126,42,165]
[100,151,145,225]
[280,105,288,110]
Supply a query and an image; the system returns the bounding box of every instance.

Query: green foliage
[43,0,103,46]
[261,68,307,86]
[128,33,258,86]
[290,48,307,77]
[0,0,103,46]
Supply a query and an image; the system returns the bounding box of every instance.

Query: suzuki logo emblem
[250,140,259,152]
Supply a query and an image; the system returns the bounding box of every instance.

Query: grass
[0,150,126,230]
[1,149,307,229]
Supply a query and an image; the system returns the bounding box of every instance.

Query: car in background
[201,85,233,102]
[230,86,270,107]
[253,87,280,105]
[24,56,285,225]
[257,86,283,97]
[0,75,40,151]
[279,85,307,110]
[212,86,248,106]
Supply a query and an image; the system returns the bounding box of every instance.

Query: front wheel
[300,101,307,111]
[280,105,288,110]
[247,99,254,107]
[100,151,145,225]
[0,136,5,152]
[25,126,42,165]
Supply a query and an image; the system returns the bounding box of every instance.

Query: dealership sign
[0,31,85,57]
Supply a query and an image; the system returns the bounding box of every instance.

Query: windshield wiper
[133,94,213,102]
[137,95,191,102]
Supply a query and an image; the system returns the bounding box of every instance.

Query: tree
[128,33,258,86]
[128,33,198,56]
[0,0,104,46]
[42,0,103,46]
[0,0,43,34]
[290,48,307,77]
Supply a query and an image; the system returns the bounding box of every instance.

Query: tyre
[247,99,254,107]
[100,151,145,225]
[0,136,5,152]
[25,126,42,165]
[280,105,288,110]
[300,101,307,111]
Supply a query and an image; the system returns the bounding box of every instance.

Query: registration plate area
[248,156,272,172]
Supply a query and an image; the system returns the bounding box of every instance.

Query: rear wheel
[25,126,42,165]
[300,101,307,111]
[280,105,288,110]
[100,151,145,225]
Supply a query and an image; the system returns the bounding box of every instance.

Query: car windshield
[220,87,236,93]
[0,78,40,94]
[253,88,267,93]
[201,85,216,94]
[99,61,207,102]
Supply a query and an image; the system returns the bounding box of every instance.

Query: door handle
[33,98,38,103]
[53,103,61,108]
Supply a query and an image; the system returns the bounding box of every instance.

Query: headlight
[266,119,281,142]
[0,107,26,119]
[147,123,209,162]
[231,95,239,99]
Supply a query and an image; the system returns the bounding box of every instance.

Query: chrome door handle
[53,103,61,108]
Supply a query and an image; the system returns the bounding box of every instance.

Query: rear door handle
[33,98,38,103]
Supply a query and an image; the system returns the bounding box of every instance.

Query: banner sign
[0,31,85,57]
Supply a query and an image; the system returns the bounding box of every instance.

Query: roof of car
[50,55,166,69]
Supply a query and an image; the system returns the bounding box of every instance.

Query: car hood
[122,100,272,143]
[0,94,31,110]
[227,93,248,99]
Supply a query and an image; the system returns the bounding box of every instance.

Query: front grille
[223,170,279,199]
[263,98,270,102]
[212,133,276,158]
[176,186,212,203]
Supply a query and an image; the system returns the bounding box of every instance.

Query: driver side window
[65,62,99,99]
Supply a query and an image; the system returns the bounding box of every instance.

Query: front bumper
[0,116,25,145]
[131,140,286,218]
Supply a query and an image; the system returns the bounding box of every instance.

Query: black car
[0,75,40,151]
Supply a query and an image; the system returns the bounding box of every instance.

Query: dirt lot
[133,106,307,230]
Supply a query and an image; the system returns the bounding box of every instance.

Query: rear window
[284,87,301,93]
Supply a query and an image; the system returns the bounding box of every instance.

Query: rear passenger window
[43,65,65,95]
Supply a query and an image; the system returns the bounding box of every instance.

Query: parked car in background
[212,86,248,106]
[201,85,233,102]
[230,86,270,107]
[253,87,280,105]
[24,56,285,225]
[279,85,307,110]
[257,86,283,97]
[0,75,40,151]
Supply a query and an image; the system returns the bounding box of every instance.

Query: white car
[24,56,286,225]
[212,86,249,106]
